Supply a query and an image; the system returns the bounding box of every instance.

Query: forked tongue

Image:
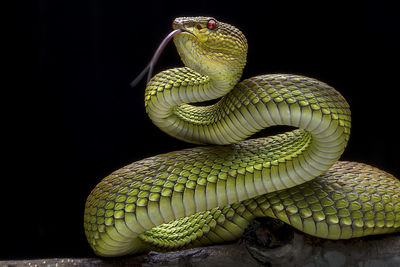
[130,29,183,88]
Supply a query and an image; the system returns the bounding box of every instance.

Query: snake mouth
[130,29,196,88]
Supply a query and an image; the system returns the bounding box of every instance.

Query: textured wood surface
[2,219,399,267]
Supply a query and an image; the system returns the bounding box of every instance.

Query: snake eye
[207,19,217,30]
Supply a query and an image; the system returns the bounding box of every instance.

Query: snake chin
[173,36,201,72]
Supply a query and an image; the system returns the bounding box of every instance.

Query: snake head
[172,17,248,87]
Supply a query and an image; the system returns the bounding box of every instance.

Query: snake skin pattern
[84,17,400,257]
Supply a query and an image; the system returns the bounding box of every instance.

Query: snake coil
[84,17,400,257]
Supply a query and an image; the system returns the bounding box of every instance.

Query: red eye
[207,19,216,30]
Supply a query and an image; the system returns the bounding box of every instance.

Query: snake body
[84,17,400,257]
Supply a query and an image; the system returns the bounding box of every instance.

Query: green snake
[84,17,400,257]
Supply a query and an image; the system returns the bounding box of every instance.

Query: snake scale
[84,17,400,257]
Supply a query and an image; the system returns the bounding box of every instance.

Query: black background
[6,0,399,260]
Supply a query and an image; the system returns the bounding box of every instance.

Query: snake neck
[143,23,351,151]
[173,30,247,92]
[144,63,246,145]
[144,21,248,145]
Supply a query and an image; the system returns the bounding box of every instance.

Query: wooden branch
[2,219,399,266]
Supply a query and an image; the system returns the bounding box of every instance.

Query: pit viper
[84,17,400,257]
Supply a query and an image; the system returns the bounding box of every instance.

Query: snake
[84,16,400,257]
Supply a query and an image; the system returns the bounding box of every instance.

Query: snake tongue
[130,29,183,88]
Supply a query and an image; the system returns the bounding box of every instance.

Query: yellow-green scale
[132,161,400,251]
[85,72,354,255]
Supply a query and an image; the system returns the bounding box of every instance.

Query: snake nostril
[172,18,185,30]
[172,19,179,29]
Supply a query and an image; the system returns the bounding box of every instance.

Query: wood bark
[2,219,399,267]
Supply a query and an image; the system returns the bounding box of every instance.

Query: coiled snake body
[84,17,400,257]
